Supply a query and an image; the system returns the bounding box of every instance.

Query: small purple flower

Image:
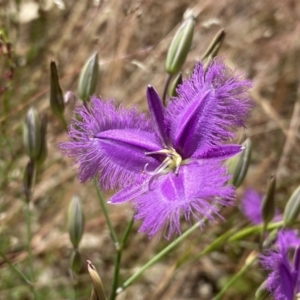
[61,59,252,238]
[241,188,300,246]
[260,231,300,300]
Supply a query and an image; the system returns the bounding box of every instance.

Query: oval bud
[87,260,107,300]
[70,248,82,274]
[23,107,42,159]
[68,195,85,248]
[226,139,252,188]
[261,175,276,225]
[168,72,183,97]
[78,52,99,103]
[283,185,300,227]
[50,60,64,118]
[166,16,195,75]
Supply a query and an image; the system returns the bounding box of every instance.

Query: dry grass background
[1,0,300,299]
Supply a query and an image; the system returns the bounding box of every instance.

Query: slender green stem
[109,249,122,300]
[121,215,134,246]
[25,203,34,282]
[212,253,257,300]
[162,73,173,106]
[228,221,283,242]
[25,202,38,299]
[117,219,205,294]
[0,250,32,287]
[109,216,134,300]
[118,219,284,294]
[93,178,119,247]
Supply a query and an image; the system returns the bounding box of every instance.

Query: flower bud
[261,175,276,225]
[50,60,65,118]
[23,107,41,159]
[36,114,48,167]
[78,52,99,103]
[70,248,82,274]
[283,185,300,227]
[68,195,85,248]
[166,16,195,75]
[226,138,252,188]
[201,29,226,66]
[23,159,36,203]
[255,281,270,300]
[168,73,183,97]
[87,260,107,300]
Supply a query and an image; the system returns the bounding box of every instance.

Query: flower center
[145,148,183,175]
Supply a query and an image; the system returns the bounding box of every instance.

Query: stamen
[145,149,170,156]
[144,147,183,176]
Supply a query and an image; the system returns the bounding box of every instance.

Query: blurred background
[1,0,300,299]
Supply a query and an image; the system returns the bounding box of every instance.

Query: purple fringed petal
[167,59,253,158]
[60,97,157,190]
[146,86,169,146]
[109,176,150,204]
[260,231,298,300]
[279,230,300,249]
[276,263,295,300]
[193,144,243,160]
[133,162,235,239]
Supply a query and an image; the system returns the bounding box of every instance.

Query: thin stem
[162,73,173,106]
[93,178,119,247]
[118,219,285,294]
[109,216,134,300]
[0,250,32,287]
[109,249,122,300]
[212,253,257,300]
[25,202,38,299]
[25,203,34,282]
[228,221,283,242]
[121,215,134,246]
[117,220,205,294]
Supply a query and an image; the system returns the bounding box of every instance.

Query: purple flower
[260,231,300,300]
[241,188,300,246]
[61,60,252,238]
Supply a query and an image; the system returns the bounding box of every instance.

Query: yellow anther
[145,147,183,175]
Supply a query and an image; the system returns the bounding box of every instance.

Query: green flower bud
[168,72,183,97]
[36,114,48,167]
[261,175,276,225]
[201,29,226,66]
[87,260,107,300]
[78,52,99,103]
[23,107,41,159]
[68,196,85,248]
[283,185,300,227]
[23,159,36,203]
[50,60,64,118]
[255,281,270,300]
[166,16,195,75]
[70,248,82,274]
[226,139,252,188]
